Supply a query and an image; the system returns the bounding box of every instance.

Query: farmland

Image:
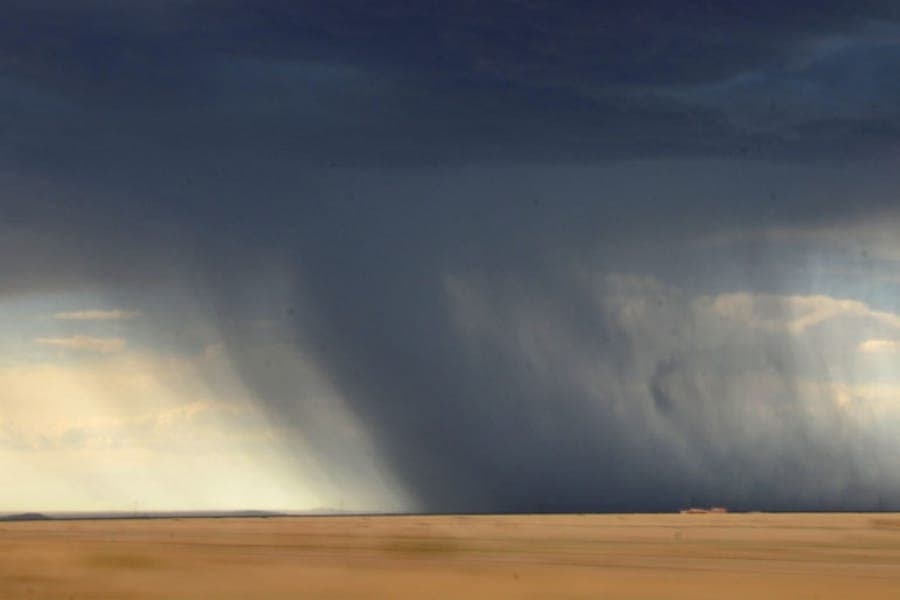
[2,513,899,599]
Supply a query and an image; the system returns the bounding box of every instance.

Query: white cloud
[859,339,900,354]
[35,335,126,353]
[710,292,900,334]
[53,309,142,321]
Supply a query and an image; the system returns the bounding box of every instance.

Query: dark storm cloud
[171,169,900,512]
[4,3,900,512]
[2,0,900,166]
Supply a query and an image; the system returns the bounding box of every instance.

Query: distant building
[680,507,728,514]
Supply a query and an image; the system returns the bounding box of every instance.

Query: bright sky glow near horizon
[3,2,900,514]
[0,289,412,513]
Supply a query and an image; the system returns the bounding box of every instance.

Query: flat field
[2,513,899,599]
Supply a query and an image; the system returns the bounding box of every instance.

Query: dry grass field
[2,513,899,599]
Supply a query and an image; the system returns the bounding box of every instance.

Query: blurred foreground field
[2,513,900,599]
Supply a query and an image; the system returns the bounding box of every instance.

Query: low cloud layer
[53,309,142,321]
[35,335,126,354]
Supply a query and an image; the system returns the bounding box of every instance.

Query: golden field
[2,513,899,599]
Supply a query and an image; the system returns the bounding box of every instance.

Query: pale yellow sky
[0,294,412,514]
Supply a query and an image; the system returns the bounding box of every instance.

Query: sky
[2,1,900,513]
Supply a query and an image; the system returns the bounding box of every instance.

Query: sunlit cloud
[35,335,126,353]
[711,293,900,334]
[859,339,900,354]
[53,309,142,321]
[8,400,256,453]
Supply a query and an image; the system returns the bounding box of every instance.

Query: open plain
[1,513,899,599]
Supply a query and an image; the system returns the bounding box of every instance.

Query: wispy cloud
[35,335,126,353]
[53,309,142,321]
